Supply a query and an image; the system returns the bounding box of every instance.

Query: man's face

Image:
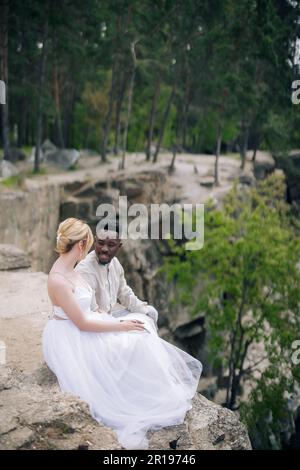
[94,230,122,265]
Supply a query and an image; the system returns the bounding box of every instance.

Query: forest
[0,0,299,173]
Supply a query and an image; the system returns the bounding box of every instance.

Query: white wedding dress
[42,282,202,450]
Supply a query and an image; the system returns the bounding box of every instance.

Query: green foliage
[240,363,300,449]
[163,173,300,445]
[0,174,26,188]
[3,0,300,160]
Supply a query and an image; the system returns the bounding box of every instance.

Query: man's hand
[145,306,158,324]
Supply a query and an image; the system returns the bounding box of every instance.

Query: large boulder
[0,244,31,271]
[0,365,251,450]
[0,160,20,179]
[30,140,80,169]
[0,366,120,450]
[45,148,80,169]
[41,139,57,154]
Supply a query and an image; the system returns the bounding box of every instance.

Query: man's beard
[97,256,111,265]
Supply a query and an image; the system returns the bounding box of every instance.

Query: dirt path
[21,151,257,205]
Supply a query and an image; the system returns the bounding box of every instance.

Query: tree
[120,40,137,170]
[0,0,10,159]
[163,173,300,411]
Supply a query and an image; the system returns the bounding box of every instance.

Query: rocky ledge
[0,269,251,450]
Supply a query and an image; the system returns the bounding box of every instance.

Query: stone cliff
[0,268,251,450]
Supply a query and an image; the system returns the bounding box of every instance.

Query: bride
[43,217,202,450]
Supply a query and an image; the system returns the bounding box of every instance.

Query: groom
[75,219,158,324]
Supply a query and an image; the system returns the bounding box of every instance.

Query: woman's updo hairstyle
[56,218,93,257]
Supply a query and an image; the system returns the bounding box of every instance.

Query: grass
[0,173,26,188]
[0,165,48,189]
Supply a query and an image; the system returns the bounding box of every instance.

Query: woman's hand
[119,319,146,332]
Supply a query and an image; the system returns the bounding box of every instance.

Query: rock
[0,184,61,272]
[60,196,94,221]
[46,148,80,169]
[200,177,215,188]
[0,364,251,450]
[0,427,34,450]
[41,139,57,154]
[174,316,205,339]
[0,367,119,450]
[239,171,255,186]
[253,159,275,180]
[186,394,251,450]
[0,160,20,179]
[30,141,80,169]
[0,270,252,450]
[0,244,31,271]
[112,170,170,205]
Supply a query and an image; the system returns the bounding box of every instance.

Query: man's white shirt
[75,250,158,323]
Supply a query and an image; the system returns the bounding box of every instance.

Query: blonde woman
[43,217,202,450]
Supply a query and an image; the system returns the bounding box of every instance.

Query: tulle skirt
[42,312,202,449]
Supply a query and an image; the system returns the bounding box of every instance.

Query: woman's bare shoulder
[48,272,72,293]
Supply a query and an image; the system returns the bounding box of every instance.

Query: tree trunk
[63,81,75,147]
[0,0,10,160]
[113,70,127,155]
[121,42,137,170]
[251,133,260,163]
[145,79,160,161]
[168,145,177,174]
[225,283,247,409]
[180,74,190,150]
[101,57,118,162]
[17,97,27,147]
[214,123,222,186]
[240,126,249,170]
[153,82,176,163]
[53,60,64,148]
[34,11,49,173]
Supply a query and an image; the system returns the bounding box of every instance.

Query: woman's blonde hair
[55,218,93,257]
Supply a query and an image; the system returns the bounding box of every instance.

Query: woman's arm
[49,279,145,333]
